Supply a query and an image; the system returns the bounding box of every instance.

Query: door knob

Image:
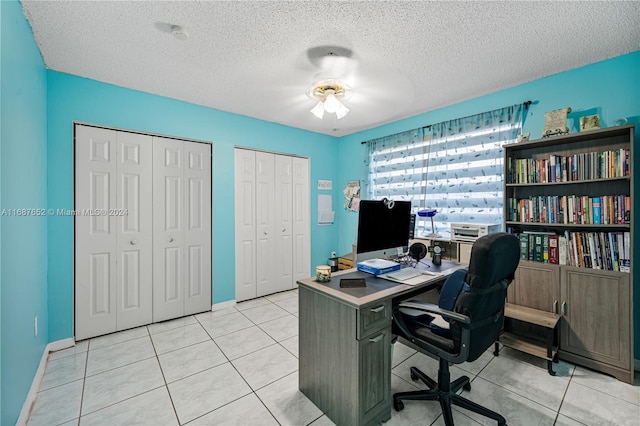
[167,237,174,242]
[264,231,268,235]
[282,228,286,232]
[130,239,137,245]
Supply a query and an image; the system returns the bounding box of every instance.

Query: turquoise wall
[336,51,640,359]
[0,1,49,424]
[46,71,340,341]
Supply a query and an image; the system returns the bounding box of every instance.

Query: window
[364,104,523,238]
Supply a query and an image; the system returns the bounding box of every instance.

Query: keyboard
[384,268,423,281]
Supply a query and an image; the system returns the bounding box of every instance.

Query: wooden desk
[297,260,462,426]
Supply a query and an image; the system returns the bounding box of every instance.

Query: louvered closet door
[274,155,293,292]
[115,131,153,330]
[75,126,118,340]
[184,142,212,315]
[234,149,257,301]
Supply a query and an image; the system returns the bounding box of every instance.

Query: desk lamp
[418,209,441,238]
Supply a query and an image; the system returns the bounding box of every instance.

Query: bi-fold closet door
[234,148,309,302]
[152,137,212,323]
[74,125,211,341]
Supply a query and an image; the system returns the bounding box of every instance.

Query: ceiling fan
[304,46,357,120]
[300,45,415,124]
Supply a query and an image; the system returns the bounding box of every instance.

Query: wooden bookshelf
[502,124,634,384]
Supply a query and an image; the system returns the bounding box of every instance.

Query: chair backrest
[450,232,520,361]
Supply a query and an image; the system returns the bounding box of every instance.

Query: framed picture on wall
[580,114,601,132]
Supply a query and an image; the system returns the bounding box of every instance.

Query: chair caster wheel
[393,399,404,412]
[463,382,471,392]
[410,370,419,381]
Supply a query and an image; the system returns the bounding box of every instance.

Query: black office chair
[392,232,520,426]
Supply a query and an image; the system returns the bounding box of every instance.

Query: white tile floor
[27,288,640,425]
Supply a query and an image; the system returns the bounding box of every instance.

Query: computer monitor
[356,199,412,262]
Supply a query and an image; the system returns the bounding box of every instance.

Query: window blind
[364,104,523,238]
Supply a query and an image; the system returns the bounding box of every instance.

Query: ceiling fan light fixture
[335,102,350,119]
[306,79,352,120]
[310,101,325,119]
[323,91,340,113]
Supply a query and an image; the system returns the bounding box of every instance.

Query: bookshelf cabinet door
[512,260,560,312]
[560,267,631,369]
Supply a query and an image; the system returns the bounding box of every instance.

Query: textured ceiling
[22,1,640,136]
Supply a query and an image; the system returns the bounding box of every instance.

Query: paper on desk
[318,194,334,225]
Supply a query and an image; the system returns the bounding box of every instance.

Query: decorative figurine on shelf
[542,107,571,138]
[418,209,441,238]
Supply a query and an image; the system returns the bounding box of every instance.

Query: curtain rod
[360,100,532,144]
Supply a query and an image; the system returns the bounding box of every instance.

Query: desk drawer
[358,301,391,339]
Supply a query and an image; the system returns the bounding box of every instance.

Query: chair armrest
[393,301,471,363]
[398,301,471,325]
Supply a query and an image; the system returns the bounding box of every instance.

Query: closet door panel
[116,132,153,331]
[234,149,257,301]
[274,155,293,292]
[184,142,212,314]
[292,157,310,282]
[153,137,185,322]
[256,152,275,297]
[75,125,118,340]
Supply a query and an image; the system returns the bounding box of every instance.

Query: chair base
[393,359,506,426]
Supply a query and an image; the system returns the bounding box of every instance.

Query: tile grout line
[197,307,297,425]
[147,324,183,425]
[191,309,267,423]
[76,338,91,423]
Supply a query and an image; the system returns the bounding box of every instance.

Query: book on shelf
[625,196,631,223]
[533,234,544,262]
[518,233,529,259]
[558,235,568,265]
[507,148,630,184]
[553,230,630,272]
[543,234,550,263]
[508,194,630,225]
[548,235,559,264]
[621,232,631,273]
[592,197,601,225]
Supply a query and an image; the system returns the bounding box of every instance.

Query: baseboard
[48,337,76,353]
[16,338,76,426]
[211,299,236,311]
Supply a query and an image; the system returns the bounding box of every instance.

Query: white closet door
[153,137,185,322]
[255,152,275,297]
[75,126,118,340]
[234,149,257,302]
[184,142,212,315]
[116,132,153,330]
[292,157,310,282]
[274,155,293,292]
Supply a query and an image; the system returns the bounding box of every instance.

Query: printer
[450,223,501,242]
